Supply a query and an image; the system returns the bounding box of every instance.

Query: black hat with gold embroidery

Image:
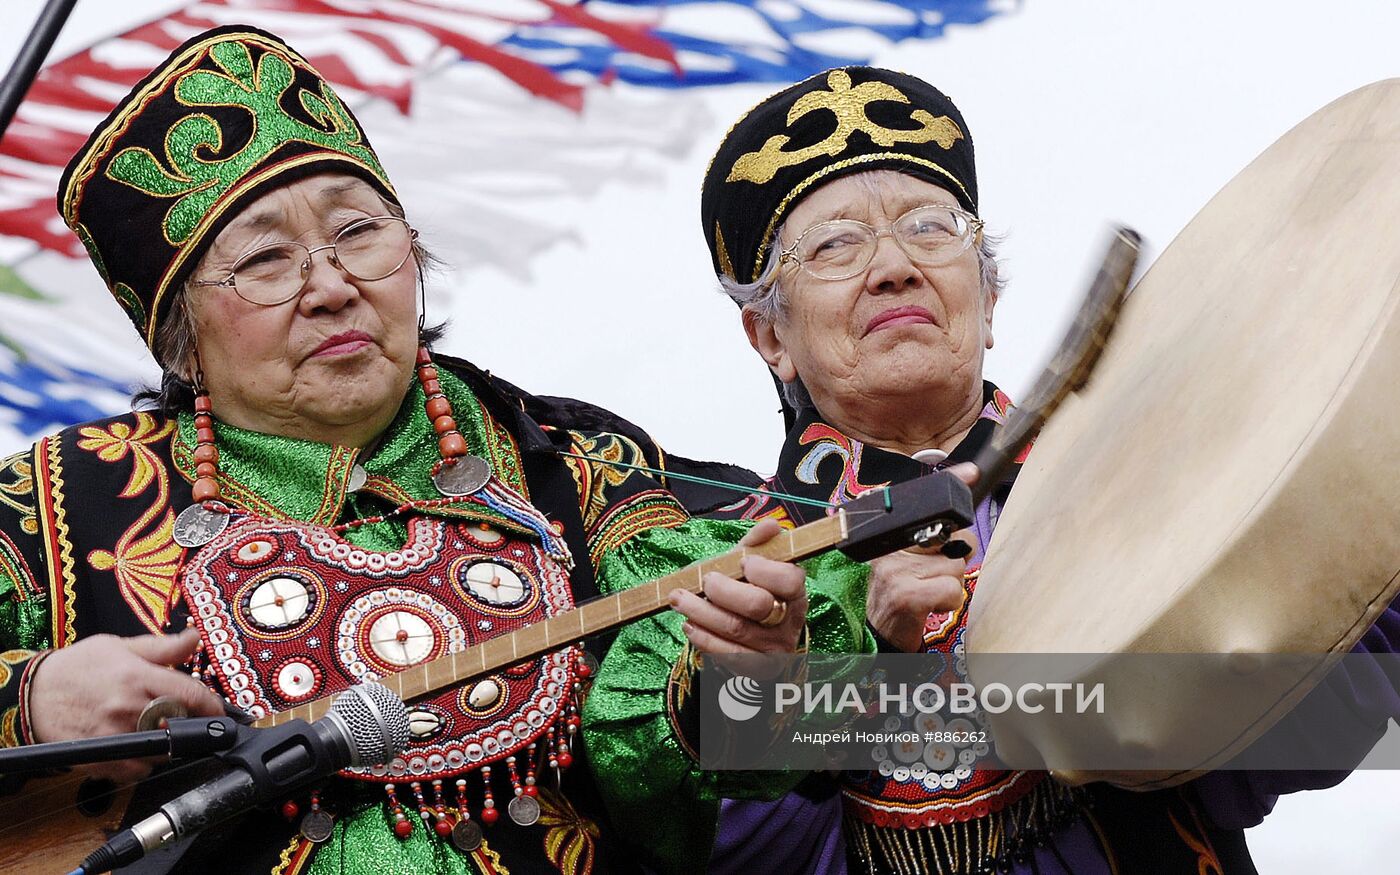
[57,25,398,357]
[701,66,977,284]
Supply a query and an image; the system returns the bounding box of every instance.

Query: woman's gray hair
[718,225,1006,411]
[137,197,442,414]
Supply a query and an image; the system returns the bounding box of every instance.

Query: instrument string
[0,753,230,835]
[558,450,896,536]
[554,451,840,512]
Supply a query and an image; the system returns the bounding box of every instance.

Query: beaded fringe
[845,781,1085,875]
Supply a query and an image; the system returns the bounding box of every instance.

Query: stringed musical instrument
[0,228,1141,874]
[0,467,977,874]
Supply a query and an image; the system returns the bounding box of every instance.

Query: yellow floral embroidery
[539,788,600,875]
[88,509,183,633]
[75,414,174,499]
[0,452,37,536]
[76,415,180,633]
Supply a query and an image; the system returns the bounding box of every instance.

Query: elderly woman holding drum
[695,67,1400,875]
[0,27,877,875]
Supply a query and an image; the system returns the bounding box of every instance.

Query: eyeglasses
[779,204,984,281]
[191,216,418,306]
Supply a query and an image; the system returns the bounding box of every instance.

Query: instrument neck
[257,514,847,727]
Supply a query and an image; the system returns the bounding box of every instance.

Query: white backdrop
[3,1,1398,869]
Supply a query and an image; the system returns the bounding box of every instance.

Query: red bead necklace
[188,346,482,519]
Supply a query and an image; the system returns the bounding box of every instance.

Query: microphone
[72,683,410,875]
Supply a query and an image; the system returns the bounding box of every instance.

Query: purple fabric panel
[710,794,847,875]
[1196,592,1400,830]
[1017,819,1114,874]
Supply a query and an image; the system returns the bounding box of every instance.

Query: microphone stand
[0,0,80,145]
[0,716,241,772]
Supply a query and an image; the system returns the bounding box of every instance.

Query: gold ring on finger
[758,597,788,628]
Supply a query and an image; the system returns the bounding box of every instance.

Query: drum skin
[968,80,1400,788]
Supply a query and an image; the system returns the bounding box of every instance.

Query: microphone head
[327,682,410,767]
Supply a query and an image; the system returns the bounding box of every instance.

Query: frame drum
[969,80,1400,789]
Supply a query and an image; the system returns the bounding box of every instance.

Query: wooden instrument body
[0,776,133,874]
[969,80,1400,788]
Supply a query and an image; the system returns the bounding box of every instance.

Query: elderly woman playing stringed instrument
[688,67,1400,875]
[0,27,877,875]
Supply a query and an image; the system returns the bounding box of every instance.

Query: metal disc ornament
[451,818,484,852]
[507,794,540,827]
[174,503,229,548]
[347,464,369,493]
[136,696,189,732]
[432,455,491,497]
[300,810,335,843]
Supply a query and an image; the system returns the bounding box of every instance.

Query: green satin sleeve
[581,518,873,874]
[1,545,52,749]
[0,464,52,748]
[0,577,49,654]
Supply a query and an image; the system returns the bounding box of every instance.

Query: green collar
[173,368,527,529]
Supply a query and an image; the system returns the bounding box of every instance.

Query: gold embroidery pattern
[76,415,174,499]
[0,650,36,692]
[0,706,18,747]
[314,446,356,525]
[0,452,37,536]
[482,406,526,498]
[714,222,735,279]
[76,415,180,634]
[0,530,38,602]
[752,152,969,282]
[87,510,182,635]
[539,787,600,875]
[586,490,689,570]
[1168,799,1225,875]
[568,432,649,531]
[472,837,509,874]
[668,641,703,712]
[37,436,78,646]
[665,641,704,761]
[269,834,312,875]
[726,70,963,186]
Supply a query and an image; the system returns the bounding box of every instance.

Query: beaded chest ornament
[175,348,589,850]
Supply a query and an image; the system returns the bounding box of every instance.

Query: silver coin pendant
[507,794,540,827]
[174,503,229,548]
[300,809,334,843]
[433,455,491,497]
[452,818,484,852]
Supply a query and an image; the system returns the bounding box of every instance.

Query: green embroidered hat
[57,25,398,354]
[701,66,977,284]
